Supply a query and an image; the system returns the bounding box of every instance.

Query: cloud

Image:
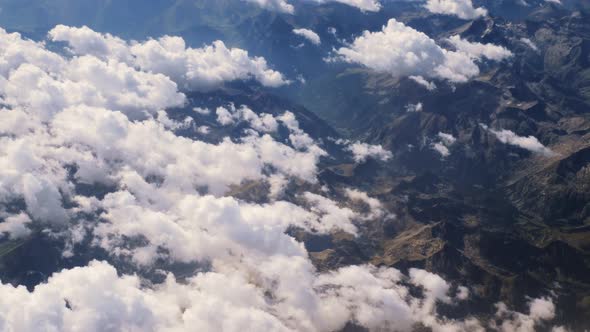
[405,102,424,112]
[432,142,451,157]
[410,75,437,90]
[215,104,279,132]
[246,0,382,12]
[481,125,555,156]
[245,0,295,13]
[303,192,359,235]
[424,0,487,19]
[344,141,393,163]
[49,25,288,91]
[492,297,558,332]
[447,35,513,61]
[0,213,32,239]
[0,260,454,332]
[246,0,381,14]
[344,188,390,220]
[438,132,457,146]
[0,259,564,332]
[277,111,319,151]
[293,28,321,45]
[335,19,447,78]
[318,0,382,12]
[0,26,319,238]
[432,133,456,157]
[456,286,470,300]
[335,20,513,83]
[2,54,184,121]
[520,38,539,52]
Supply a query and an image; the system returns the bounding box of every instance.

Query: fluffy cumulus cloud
[0,213,32,240]
[245,0,295,13]
[49,25,288,91]
[482,125,555,156]
[0,26,566,332]
[406,102,424,112]
[0,260,498,332]
[215,103,279,132]
[293,28,321,45]
[410,75,437,90]
[432,132,457,157]
[425,0,488,19]
[335,19,510,83]
[334,139,392,163]
[492,297,562,332]
[245,0,382,12]
[344,189,391,220]
[447,35,513,61]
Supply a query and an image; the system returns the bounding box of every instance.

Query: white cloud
[0,213,32,239]
[318,0,382,12]
[409,268,451,306]
[193,107,211,115]
[293,28,321,45]
[216,106,236,126]
[48,25,131,62]
[0,259,495,332]
[406,102,424,112]
[438,132,457,145]
[425,0,488,19]
[334,19,497,83]
[410,75,437,90]
[520,38,539,52]
[432,133,456,157]
[215,104,279,133]
[456,286,470,300]
[335,19,446,79]
[344,141,393,163]
[344,188,390,220]
[247,0,382,12]
[196,126,210,135]
[447,35,513,61]
[432,142,451,157]
[492,297,557,332]
[245,0,295,13]
[49,25,288,91]
[482,125,555,156]
[0,26,321,236]
[277,111,318,151]
[3,55,185,121]
[0,29,65,78]
[303,192,359,235]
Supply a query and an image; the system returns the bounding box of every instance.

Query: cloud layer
[0,25,564,332]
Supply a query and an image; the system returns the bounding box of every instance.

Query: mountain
[293,5,590,329]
